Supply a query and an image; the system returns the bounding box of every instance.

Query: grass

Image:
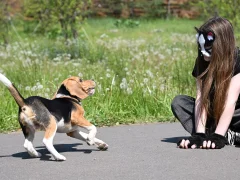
[0,17,203,132]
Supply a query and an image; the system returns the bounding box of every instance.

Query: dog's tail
[0,73,25,107]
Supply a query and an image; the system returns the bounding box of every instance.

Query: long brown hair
[196,17,237,125]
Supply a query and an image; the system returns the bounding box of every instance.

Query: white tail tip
[0,73,12,87]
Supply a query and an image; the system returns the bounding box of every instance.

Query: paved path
[0,122,240,180]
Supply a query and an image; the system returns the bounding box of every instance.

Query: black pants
[171,95,240,135]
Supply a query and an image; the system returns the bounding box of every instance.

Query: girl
[171,16,240,149]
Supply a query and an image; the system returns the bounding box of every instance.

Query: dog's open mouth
[88,88,95,95]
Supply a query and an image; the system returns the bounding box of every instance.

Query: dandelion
[44,93,50,98]
[54,78,59,81]
[143,78,149,84]
[37,84,43,89]
[78,73,83,77]
[73,63,80,66]
[158,54,166,59]
[146,70,153,78]
[143,50,149,56]
[31,86,37,92]
[100,34,108,39]
[25,86,31,91]
[106,73,111,78]
[127,87,133,95]
[120,78,128,89]
[53,56,61,61]
[129,79,134,84]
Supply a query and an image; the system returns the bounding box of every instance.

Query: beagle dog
[0,73,108,161]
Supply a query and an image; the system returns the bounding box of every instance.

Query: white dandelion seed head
[143,78,149,84]
[120,78,128,89]
[106,73,111,78]
[127,87,133,95]
[25,86,30,91]
[78,73,83,77]
[37,84,43,89]
[31,86,37,92]
[146,70,154,78]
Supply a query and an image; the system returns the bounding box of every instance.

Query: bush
[193,0,240,32]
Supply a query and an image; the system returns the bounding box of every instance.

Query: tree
[194,0,240,32]
[0,1,11,45]
[24,0,92,40]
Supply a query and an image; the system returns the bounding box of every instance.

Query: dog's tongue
[89,89,95,95]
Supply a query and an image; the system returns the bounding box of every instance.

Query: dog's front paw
[86,138,95,146]
[96,142,108,151]
[35,152,42,158]
[29,151,42,158]
[54,154,66,161]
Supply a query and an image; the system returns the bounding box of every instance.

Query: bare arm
[202,74,240,149]
[179,79,207,149]
[215,74,240,136]
[195,79,207,133]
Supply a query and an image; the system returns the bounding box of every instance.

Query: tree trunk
[167,0,171,19]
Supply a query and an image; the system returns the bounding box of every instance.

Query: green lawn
[0,18,203,132]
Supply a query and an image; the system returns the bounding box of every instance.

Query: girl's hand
[177,133,206,149]
[202,133,227,149]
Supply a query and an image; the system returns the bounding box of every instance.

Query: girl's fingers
[207,140,212,149]
[203,140,207,148]
[179,139,185,148]
[179,139,216,149]
[184,140,190,149]
[178,139,190,149]
[211,142,216,149]
[191,144,197,149]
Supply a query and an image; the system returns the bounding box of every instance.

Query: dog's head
[53,76,96,100]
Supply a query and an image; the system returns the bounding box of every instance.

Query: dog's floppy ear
[63,77,88,100]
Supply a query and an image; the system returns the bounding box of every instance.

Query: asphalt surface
[0,122,240,180]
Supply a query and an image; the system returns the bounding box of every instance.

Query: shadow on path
[161,136,188,144]
[0,143,99,161]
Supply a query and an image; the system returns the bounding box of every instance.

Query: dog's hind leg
[20,124,42,158]
[43,116,66,161]
[67,129,108,151]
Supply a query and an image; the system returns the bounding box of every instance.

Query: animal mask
[195,27,215,57]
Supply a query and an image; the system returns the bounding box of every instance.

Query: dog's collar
[55,93,81,105]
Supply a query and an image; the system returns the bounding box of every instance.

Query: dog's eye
[79,78,83,82]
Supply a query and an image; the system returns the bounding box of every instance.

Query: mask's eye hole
[205,46,212,50]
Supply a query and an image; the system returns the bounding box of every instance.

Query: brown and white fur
[0,73,108,161]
